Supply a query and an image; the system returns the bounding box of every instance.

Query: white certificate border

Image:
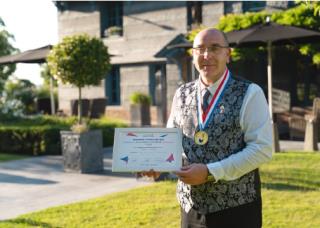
[112,128,182,172]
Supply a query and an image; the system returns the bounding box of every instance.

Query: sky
[0,0,58,86]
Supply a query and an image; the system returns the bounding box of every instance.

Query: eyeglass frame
[192,44,229,56]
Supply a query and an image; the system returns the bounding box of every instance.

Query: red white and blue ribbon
[197,68,230,130]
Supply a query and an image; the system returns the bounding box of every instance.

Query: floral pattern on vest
[171,76,261,214]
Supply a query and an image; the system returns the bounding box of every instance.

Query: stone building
[55,1,295,125]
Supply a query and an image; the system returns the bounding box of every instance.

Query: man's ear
[226,48,231,64]
[227,57,232,64]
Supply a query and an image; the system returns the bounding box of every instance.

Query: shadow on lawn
[262,182,318,191]
[0,172,57,185]
[1,218,61,228]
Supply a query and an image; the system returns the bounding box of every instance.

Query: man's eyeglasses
[193,44,229,55]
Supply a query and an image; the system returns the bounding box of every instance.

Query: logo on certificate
[166,153,174,163]
[120,156,129,164]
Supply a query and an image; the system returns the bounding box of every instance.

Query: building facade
[55,1,295,125]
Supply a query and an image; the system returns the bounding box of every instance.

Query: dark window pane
[100,2,123,37]
[243,2,266,12]
[105,66,120,105]
[187,1,202,31]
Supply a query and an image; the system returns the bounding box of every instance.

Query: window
[105,66,120,105]
[149,64,166,106]
[242,2,266,12]
[149,65,157,105]
[187,1,202,31]
[100,2,123,37]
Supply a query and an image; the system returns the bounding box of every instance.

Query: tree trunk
[78,87,82,124]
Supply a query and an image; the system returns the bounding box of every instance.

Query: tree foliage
[47,34,111,125]
[4,78,36,114]
[187,2,320,65]
[40,63,58,87]
[0,17,17,92]
[271,2,320,65]
[47,34,111,87]
[217,11,269,62]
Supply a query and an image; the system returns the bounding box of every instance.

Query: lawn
[0,152,319,228]
[0,153,29,163]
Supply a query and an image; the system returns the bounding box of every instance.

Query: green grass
[0,182,180,228]
[0,153,29,163]
[260,152,320,228]
[0,152,319,228]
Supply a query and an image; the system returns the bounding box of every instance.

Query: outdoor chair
[288,115,307,140]
[89,98,107,118]
[70,99,90,117]
[36,98,51,114]
[288,97,320,140]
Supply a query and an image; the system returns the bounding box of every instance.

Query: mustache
[201,63,215,66]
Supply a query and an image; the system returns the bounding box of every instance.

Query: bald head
[193,28,229,48]
[192,28,231,85]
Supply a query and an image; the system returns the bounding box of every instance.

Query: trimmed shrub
[130,92,151,105]
[0,127,63,155]
[0,116,127,155]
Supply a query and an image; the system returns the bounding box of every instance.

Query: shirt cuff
[206,162,225,182]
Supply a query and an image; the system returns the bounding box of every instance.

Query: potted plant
[47,34,111,173]
[129,92,151,127]
[105,26,123,37]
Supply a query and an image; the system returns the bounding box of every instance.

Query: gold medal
[194,131,208,145]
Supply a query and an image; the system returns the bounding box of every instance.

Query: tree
[40,63,58,87]
[271,2,320,65]
[0,17,17,92]
[4,78,36,114]
[47,34,111,126]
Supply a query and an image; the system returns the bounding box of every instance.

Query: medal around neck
[194,131,208,145]
[197,69,230,130]
[196,69,230,146]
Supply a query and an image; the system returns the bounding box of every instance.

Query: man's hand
[174,163,209,185]
[137,170,161,180]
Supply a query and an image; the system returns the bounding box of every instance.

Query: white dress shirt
[202,76,273,181]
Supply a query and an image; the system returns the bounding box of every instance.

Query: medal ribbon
[197,68,230,130]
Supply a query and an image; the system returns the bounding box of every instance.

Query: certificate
[112,128,182,172]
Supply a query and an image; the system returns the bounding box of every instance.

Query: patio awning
[0,45,52,64]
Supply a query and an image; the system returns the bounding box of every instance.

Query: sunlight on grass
[0,152,319,228]
[260,152,320,228]
[0,182,180,228]
[0,153,29,163]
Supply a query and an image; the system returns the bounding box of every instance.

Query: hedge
[0,116,127,155]
[0,127,63,155]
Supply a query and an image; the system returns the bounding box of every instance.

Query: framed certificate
[112,128,182,172]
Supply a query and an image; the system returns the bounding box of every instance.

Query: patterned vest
[172,76,261,214]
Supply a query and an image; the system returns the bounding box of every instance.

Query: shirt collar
[200,68,227,96]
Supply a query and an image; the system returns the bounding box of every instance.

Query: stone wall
[58,4,100,38]
[105,2,188,64]
[105,106,159,126]
[58,83,105,115]
[202,2,224,27]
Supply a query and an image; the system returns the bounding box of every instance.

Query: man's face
[192,30,231,84]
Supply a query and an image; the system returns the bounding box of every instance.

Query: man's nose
[203,50,212,59]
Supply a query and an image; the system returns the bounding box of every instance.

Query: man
[146,28,272,227]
